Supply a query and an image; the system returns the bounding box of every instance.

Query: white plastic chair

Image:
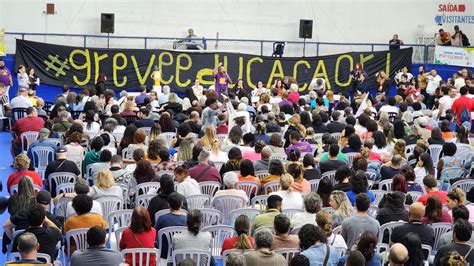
[321,170,337,186]
[114,226,127,246]
[117,183,129,207]
[432,222,454,251]
[311,143,319,154]
[172,249,212,266]
[187,194,211,209]
[201,208,223,226]
[158,226,188,262]
[135,194,156,207]
[54,197,72,221]
[368,206,379,218]
[456,150,474,168]
[48,172,76,194]
[122,148,130,160]
[270,153,287,161]
[274,248,300,264]
[211,195,246,224]
[451,179,474,193]
[154,209,188,223]
[251,195,269,211]
[255,171,270,180]
[321,207,335,214]
[378,179,393,191]
[331,132,342,141]
[372,190,386,206]
[367,169,378,181]
[96,197,123,221]
[216,134,228,142]
[229,208,261,223]
[56,183,75,196]
[345,152,359,168]
[213,161,225,172]
[65,228,89,257]
[282,208,305,220]
[121,248,159,266]
[236,181,259,198]
[253,226,275,236]
[20,131,39,154]
[407,191,423,202]
[136,182,161,195]
[8,252,51,264]
[308,179,320,192]
[290,227,302,235]
[9,184,42,195]
[48,138,62,147]
[263,181,280,194]
[163,132,176,145]
[428,144,443,166]
[31,146,56,180]
[138,127,151,135]
[405,144,417,156]
[455,143,472,156]
[332,225,342,235]
[440,167,468,188]
[202,225,236,258]
[108,209,133,246]
[156,170,175,180]
[378,221,406,243]
[199,181,221,197]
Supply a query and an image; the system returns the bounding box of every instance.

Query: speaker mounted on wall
[101,13,115,34]
[299,19,313,39]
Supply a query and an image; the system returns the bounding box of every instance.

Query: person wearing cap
[135,85,150,106]
[10,204,62,261]
[44,146,80,197]
[10,107,45,158]
[10,87,33,110]
[134,107,154,128]
[26,128,58,164]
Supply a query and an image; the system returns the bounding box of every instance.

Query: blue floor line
[0,131,15,265]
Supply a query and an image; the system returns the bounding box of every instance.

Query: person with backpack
[451,86,474,128]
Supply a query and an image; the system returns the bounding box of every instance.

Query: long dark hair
[317,177,333,207]
[130,206,152,233]
[133,161,155,184]
[357,231,377,262]
[187,209,203,236]
[400,233,424,266]
[119,125,137,150]
[419,153,435,175]
[425,195,443,223]
[11,177,35,216]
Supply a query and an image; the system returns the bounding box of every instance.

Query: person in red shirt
[188,150,222,183]
[120,206,157,266]
[7,154,43,194]
[418,175,448,206]
[451,86,474,126]
[222,214,254,253]
[10,107,45,158]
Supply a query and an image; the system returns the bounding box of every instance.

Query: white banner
[434,46,474,67]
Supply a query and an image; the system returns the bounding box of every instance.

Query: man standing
[425,69,442,109]
[0,58,13,102]
[389,34,404,50]
[10,107,44,158]
[70,226,123,266]
[213,62,232,97]
[452,25,470,47]
[437,29,452,46]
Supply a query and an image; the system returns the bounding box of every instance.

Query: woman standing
[17,65,29,89]
[120,206,157,266]
[27,67,39,91]
[95,74,107,96]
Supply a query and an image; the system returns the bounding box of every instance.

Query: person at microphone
[213,62,232,97]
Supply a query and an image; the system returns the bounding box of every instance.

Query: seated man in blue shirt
[134,85,149,106]
[154,192,187,259]
[6,232,44,265]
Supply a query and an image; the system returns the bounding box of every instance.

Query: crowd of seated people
[2,65,474,266]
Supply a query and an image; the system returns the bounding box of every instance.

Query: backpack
[462,33,470,47]
[460,104,470,123]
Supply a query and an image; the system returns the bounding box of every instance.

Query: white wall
[1,0,473,44]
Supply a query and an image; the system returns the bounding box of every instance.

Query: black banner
[15,39,412,93]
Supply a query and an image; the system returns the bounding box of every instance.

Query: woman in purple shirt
[213,63,232,96]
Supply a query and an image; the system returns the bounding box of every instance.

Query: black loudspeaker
[101,13,115,34]
[299,19,313,39]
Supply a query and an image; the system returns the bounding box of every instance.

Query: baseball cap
[56,146,68,153]
[36,190,52,205]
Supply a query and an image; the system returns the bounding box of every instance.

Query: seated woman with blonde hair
[269,173,303,209]
[89,169,123,200]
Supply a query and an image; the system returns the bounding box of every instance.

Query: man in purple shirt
[285,131,312,155]
[213,63,232,96]
[278,91,293,109]
[0,58,13,101]
[188,150,221,183]
[134,85,150,105]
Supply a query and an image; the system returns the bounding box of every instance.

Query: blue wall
[4,54,473,102]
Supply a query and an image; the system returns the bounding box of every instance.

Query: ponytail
[360,147,370,160]
[234,233,252,249]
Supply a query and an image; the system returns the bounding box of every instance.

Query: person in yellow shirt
[151,65,161,95]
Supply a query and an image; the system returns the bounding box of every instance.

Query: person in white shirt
[291,193,321,228]
[17,65,30,89]
[269,88,282,104]
[10,87,33,109]
[454,72,466,90]
[174,165,201,197]
[214,171,249,204]
[394,67,413,85]
[316,210,347,252]
[158,85,171,105]
[310,77,326,94]
[192,79,204,98]
[379,97,399,114]
[270,173,303,209]
[82,110,101,138]
[426,69,442,108]
[438,86,455,119]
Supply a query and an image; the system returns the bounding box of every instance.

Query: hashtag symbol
[43,54,70,77]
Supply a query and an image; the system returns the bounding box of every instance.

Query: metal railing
[4,32,440,64]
